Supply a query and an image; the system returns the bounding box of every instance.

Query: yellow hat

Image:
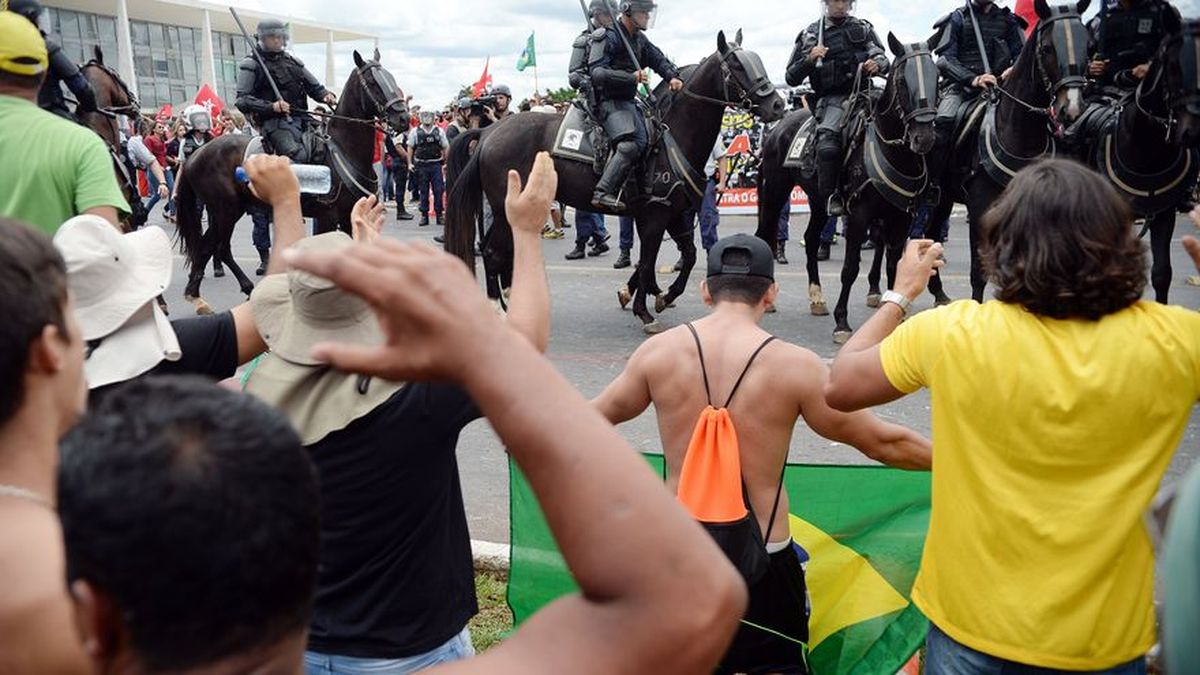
[0,10,48,77]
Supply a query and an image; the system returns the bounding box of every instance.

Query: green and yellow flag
[508,457,932,674]
[516,32,536,72]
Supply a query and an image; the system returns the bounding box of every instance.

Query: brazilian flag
[516,32,536,72]
[508,457,932,674]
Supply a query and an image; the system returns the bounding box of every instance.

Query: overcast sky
[232,0,1198,109]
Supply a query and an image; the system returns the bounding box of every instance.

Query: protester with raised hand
[281,219,747,675]
[826,159,1200,672]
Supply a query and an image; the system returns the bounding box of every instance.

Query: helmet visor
[258,26,289,50]
[188,112,211,132]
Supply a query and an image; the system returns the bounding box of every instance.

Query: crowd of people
[4,0,1200,673]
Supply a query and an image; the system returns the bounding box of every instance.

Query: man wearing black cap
[593,233,931,674]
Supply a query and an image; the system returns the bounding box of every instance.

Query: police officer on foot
[235,19,336,163]
[8,0,98,119]
[1089,0,1181,92]
[407,110,449,227]
[588,0,683,211]
[785,0,888,217]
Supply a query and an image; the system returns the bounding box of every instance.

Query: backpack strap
[724,336,777,408]
[760,465,787,545]
[684,323,713,407]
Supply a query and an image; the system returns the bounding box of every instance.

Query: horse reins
[872,47,938,147]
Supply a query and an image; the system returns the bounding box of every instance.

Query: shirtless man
[0,218,89,673]
[594,233,931,674]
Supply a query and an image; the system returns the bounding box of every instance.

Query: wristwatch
[879,290,912,316]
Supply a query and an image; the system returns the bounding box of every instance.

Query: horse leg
[883,216,908,292]
[183,228,216,316]
[1149,211,1175,303]
[634,222,667,334]
[925,198,954,306]
[804,201,829,316]
[866,223,886,307]
[832,211,869,344]
[223,241,255,298]
[965,185,992,302]
[658,217,697,312]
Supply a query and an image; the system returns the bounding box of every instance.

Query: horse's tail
[174,168,203,272]
[446,128,483,194]
[445,135,484,273]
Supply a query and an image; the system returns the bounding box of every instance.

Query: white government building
[42,0,377,110]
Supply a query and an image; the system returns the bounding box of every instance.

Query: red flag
[1015,0,1038,37]
[156,103,173,122]
[194,84,225,121]
[472,58,493,98]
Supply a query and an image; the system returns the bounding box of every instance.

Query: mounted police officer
[8,0,98,119]
[569,0,616,111]
[1088,0,1181,91]
[785,0,888,216]
[234,19,336,163]
[587,0,683,211]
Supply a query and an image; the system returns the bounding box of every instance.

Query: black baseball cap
[707,234,774,281]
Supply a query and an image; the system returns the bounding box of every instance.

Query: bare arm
[285,225,746,675]
[502,153,554,353]
[796,348,931,470]
[826,240,943,412]
[593,344,654,423]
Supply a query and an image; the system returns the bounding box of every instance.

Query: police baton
[229,7,290,120]
[577,0,593,26]
[816,4,825,69]
[965,0,993,76]
[599,0,649,89]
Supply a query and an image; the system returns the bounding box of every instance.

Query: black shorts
[715,542,811,675]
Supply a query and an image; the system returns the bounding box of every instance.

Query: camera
[470,94,498,116]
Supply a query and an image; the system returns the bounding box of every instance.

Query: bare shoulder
[763,340,828,390]
[0,505,67,610]
[627,326,689,368]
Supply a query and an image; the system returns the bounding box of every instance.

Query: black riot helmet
[619,0,657,30]
[8,0,49,32]
[589,0,615,26]
[255,19,289,52]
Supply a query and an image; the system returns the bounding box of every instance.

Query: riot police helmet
[589,0,615,24]
[255,19,289,52]
[418,110,435,126]
[457,96,473,110]
[619,0,657,29]
[822,0,856,19]
[492,84,513,98]
[182,104,212,133]
[8,0,49,32]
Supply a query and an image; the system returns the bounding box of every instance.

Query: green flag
[508,456,932,674]
[516,32,536,72]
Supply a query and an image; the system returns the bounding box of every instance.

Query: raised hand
[896,239,946,300]
[506,152,559,236]
[351,195,386,244]
[243,154,299,207]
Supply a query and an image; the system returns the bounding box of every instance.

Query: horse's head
[351,49,410,132]
[885,32,939,154]
[714,30,785,122]
[1032,0,1091,123]
[1148,18,1200,145]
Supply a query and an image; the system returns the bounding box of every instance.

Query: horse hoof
[657,264,675,275]
[654,295,676,313]
[833,330,852,345]
[934,294,953,307]
[810,301,829,316]
[214,269,226,279]
[866,293,882,309]
[642,321,665,335]
[617,286,632,310]
[241,286,255,298]
[1187,275,1200,287]
[765,301,778,314]
[188,297,214,316]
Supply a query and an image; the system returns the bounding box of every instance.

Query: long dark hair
[980,159,1146,320]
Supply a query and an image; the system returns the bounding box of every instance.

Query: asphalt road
[149,204,1200,544]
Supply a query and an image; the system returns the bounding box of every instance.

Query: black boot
[255,247,270,276]
[775,242,788,265]
[817,242,831,261]
[397,208,414,221]
[613,248,632,269]
[436,213,445,226]
[818,151,845,217]
[565,242,587,260]
[588,234,610,257]
[592,144,636,211]
[419,215,430,227]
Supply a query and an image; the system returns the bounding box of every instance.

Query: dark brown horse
[174,50,408,314]
[1069,18,1200,304]
[754,34,942,343]
[78,46,147,231]
[444,31,785,333]
[924,0,1092,303]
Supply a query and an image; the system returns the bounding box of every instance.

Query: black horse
[78,47,147,231]
[755,34,942,343]
[925,0,1092,303]
[444,31,785,334]
[175,50,408,314]
[1070,18,1200,303]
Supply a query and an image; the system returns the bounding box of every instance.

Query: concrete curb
[472,539,510,575]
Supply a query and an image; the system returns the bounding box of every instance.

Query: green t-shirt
[0,95,129,235]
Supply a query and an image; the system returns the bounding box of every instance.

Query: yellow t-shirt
[881,299,1200,669]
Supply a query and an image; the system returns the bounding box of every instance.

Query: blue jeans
[415,162,445,217]
[925,624,1146,675]
[145,168,175,217]
[574,209,608,245]
[250,204,272,252]
[305,627,474,675]
[382,164,396,201]
[681,178,721,251]
[822,216,839,244]
[777,203,790,242]
[619,215,635,251]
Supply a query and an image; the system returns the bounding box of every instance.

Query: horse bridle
[874,45,939,146]
[679,46,775,112]
[991,8,1089,134]
[82,60,140,117]
[1135,27,1200,138]
[352,62,408,131]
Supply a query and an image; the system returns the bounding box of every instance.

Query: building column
[201,9,217,87]
[114,0,138,99]
[326,30,336,93]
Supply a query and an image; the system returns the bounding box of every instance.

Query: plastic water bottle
[235,164,332,194]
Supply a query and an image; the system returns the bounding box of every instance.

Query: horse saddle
[1095,119,1199,216]
[782,116,817,172]
[551,104,602,166]
[978,103,1055,189]
[953,97,988,154]
[255,126,330,167]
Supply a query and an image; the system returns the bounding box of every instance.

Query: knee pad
[614,140,639,158]
[816,140,841,161]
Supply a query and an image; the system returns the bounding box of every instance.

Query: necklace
[0,484,53,509]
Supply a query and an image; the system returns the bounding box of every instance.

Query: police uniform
[785,13,889,213]
[587,12,679,209]
[409,122,448,225]
[235,42,332,163]
[1090,0,1181,90]
[934,2,1025,133]
[569,0,614,108]
[7,0,97,118]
